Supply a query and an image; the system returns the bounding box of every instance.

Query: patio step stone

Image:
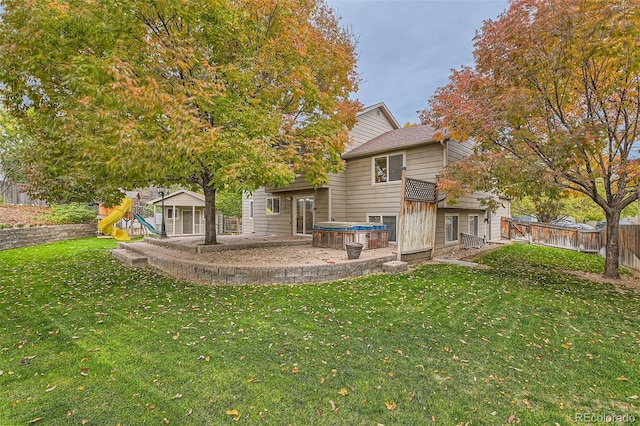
[382,260,408,273]
[112,248,147,267]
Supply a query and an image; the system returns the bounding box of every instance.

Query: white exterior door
[295,197,314,235]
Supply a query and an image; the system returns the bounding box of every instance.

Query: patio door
[295,197,314,235]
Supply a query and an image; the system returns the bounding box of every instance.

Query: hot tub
[312,222,388,250]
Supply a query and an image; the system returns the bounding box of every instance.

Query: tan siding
[328,173,347,221]
[344,145,443,221]
[313,189,330,223]
[265,176,320,193]
[263,194,293,235]
[404,143,445,181]
[251,188,268,234]
[242,193,254,234]
[345,156,402,221]
[447,139,475,164]
[349,109,397,151]
[164,192,205,207]
[434,209,487,249]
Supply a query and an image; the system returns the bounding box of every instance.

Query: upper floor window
[266,197,280,214]
[374,153,404,183]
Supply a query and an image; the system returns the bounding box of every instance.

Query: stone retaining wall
[0,224,96,251]
[123,242,396,284]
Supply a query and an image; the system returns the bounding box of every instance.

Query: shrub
[44,203,97,224]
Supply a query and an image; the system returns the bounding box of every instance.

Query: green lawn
[0,239,638,425]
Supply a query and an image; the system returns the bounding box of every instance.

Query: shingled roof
[342,125,440,159]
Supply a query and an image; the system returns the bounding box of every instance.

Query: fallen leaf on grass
[171,394,183,400]
[338,388,348,396]
[226,410,241,421]
[45,385,57,392]
[629,395,638,400]
[385,401,397,411]
[20,356,36,365]
[27,418,42,424]
[329,400,338,412]
[617,376,629,381]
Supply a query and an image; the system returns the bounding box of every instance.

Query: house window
[266,197,280,215]
[373,153,404,183]
[445,214,459,243]
[469,215,479,237]
[167,208,179,219]
[249,200,254,219]
[368,215,397,242]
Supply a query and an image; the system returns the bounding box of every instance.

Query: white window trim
[266,196,281,215]
[469,214,480,237]
[167,207,179,219]
[445,213,459,244]
[372,151,405,185]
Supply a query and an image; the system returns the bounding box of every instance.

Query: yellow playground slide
[97,198,132,241]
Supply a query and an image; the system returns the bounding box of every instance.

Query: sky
[328,0,509,125]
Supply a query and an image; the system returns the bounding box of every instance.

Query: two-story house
[242,102,510,258]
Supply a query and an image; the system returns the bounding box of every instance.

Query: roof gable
[356,102,401,129]
[343,125,439,159]
[148,189,206,206]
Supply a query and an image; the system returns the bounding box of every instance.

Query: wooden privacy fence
[618,225,640,272]
[397,173,438,262]
[501,218,602,253]
[501,217,640,272]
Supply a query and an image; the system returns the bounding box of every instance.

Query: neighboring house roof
[357,102,401,129]
[342,124,440,159]
[148,189,205,206]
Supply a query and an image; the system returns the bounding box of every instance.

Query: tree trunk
[603,209,621,279]
[203,184,217,245]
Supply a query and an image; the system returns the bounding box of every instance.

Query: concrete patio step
[112,248,147,267]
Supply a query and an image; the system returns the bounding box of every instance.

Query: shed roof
[342,125,440,159]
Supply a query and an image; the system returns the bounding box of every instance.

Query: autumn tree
[0,0,359,244]
[421,0,640,278]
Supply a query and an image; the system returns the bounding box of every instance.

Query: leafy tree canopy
[0,0,360,243]
[422,0,640,278]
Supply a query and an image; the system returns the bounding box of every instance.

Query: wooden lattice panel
[404,178,436,202]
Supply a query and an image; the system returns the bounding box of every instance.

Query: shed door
[183,211,193,234]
